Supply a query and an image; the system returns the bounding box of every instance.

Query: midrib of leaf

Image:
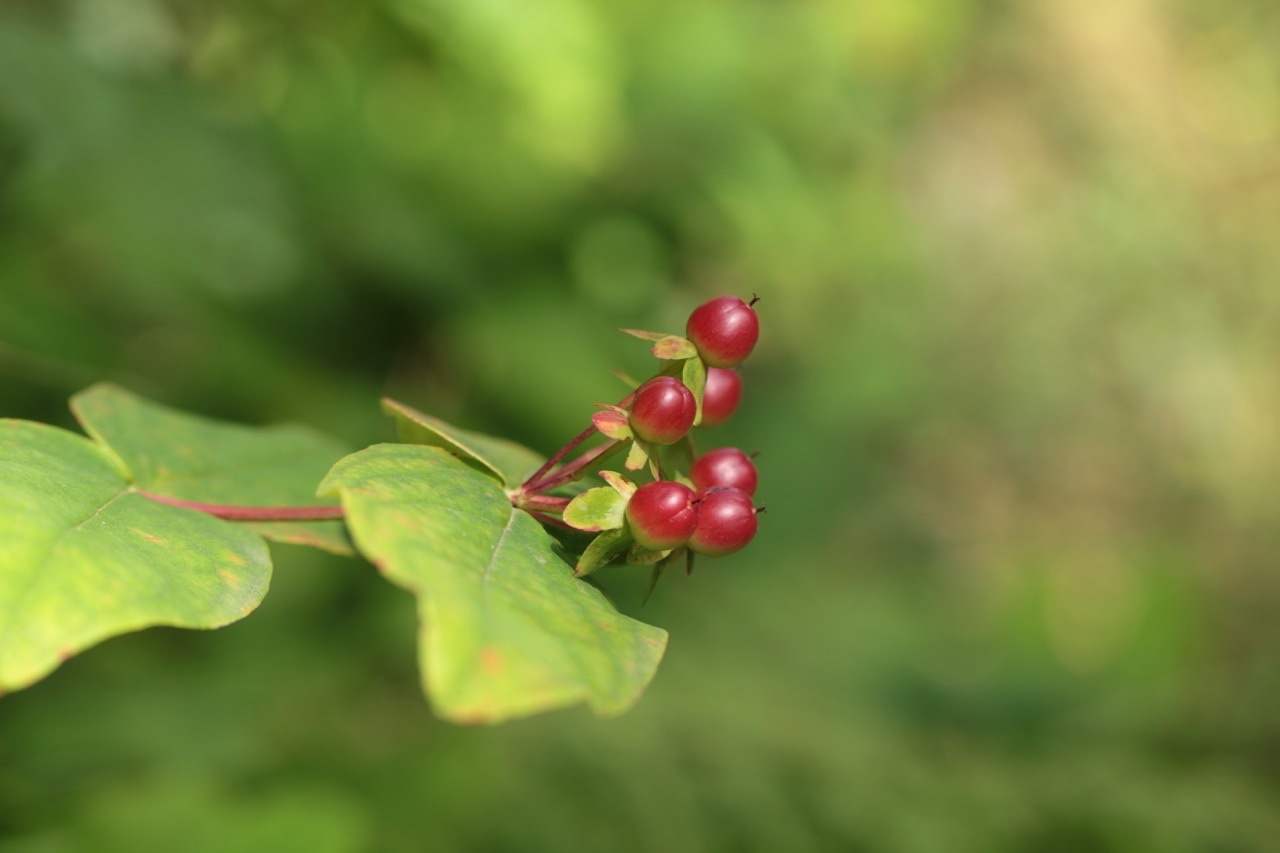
[482,509,518,588]
[0,486,129,652]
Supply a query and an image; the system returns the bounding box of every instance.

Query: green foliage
[1,385,667,724]
[73,383,352,554]
[5,0,1280,850]
[0,418,269,691]
[381,398,544,488]
[318,443,665,723]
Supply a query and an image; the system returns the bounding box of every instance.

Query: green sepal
[624,440,649,472]
[563,487,628,532]
[682,356,708,426]
[599,470,636,499]
[610,369,641,389]
[651,336,698,360]
[592,410,633,441]
[574,527,634,577]
[627,542,672,566]
[620,328,668,342]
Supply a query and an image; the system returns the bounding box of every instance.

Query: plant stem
[525,510,575,531]
[519,392,637,497]
[516,495,572,514]
[520,423,599,494]
[523,439,622,495]
[137,490,345,521]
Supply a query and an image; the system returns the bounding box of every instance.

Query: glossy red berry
[626,481,699,551]
[700,367,742,427]
[686,295,759,368]
[690,448,758,496]
[629,376,697,445]
[688,487,758,556]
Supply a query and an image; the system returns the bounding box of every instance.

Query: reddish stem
[517,495,571,514]
[520,423,599,494]
[138,490,345,521]
[523,439,621,495]
[526,510,576,531]
[519,392,636,497]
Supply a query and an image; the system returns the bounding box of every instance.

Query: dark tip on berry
[748,294,761,307]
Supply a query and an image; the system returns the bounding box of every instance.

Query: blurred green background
[3,0,1280,850]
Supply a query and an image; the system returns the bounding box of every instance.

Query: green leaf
[0,420,270,691]
[381,397,544,488]
[318,444,667,723]
[71,383,352,555]
[683,356,708,426]
[575,527,633,578]
[651,335,697,360]
[563,487,628,532]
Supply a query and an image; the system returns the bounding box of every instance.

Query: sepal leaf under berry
[382,397,544,488]
[627,542,673,565]
[651,336,698,360]
[598,470,637,499]
[318,443,666,723]
[619,328,668,342]
[624,440,650,472]
[574,527,633,578]
[682,356,708,426]
[563,487,628,532]
[591,409,633,441]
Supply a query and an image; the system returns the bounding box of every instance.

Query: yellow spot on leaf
[480,647,504,674]
[219,570,241,590]
[130,528,166,546]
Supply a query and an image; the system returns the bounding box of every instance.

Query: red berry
[626,481,699,551]
[629,376,697,445]
[700,367,742,427]
[686,295,759,368]
[690,448,758,496]
[688,487,758,556]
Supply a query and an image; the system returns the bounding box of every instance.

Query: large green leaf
[381,397,544,488]
[0,420,270,691]
[72,383,351,554]
[319,444,667,723]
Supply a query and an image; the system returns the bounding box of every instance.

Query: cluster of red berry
[514,295,763,589]
[622,296,762,559]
